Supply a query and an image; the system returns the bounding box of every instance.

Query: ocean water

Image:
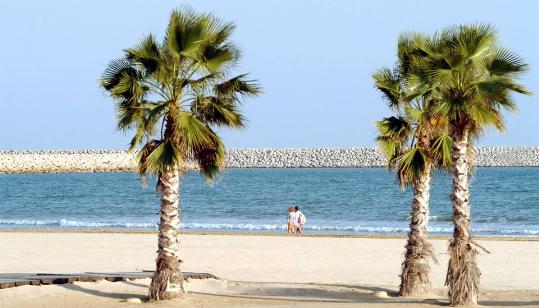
[0,168,537,237]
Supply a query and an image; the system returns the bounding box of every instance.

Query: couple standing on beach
[287,206,306,235]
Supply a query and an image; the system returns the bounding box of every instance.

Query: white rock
[125,298,142,304]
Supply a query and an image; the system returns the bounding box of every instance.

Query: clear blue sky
[1,0,537,150]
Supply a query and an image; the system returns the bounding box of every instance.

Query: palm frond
[176,112,220,153]
[200,42,240,73]
[376,116,412,163]
[487,48,529,76]
[214,74,261,100]
[129,124,147,152]
[430,98,460,121]
[136,139,161,177]
[192,96,244,127]
[397,32,430,77]
[182,72,223,91]
[376,116,412,140]
[476,76,531,99]
[165,7,208,57]
[100,59,135,92]
[192,133,225,182]
[115,101,144,130]
[125,34,161,74]
[405,106,424,123]
[395,147,429,190]
[176,111,225,181]
[456,23,497,61]
[373,68,402,110]
[376,135,402,166]
[430,133,452,169]
[468,103,504,131]
[206,19,235,46]
[110,70,146,100]
[143,138,182,174]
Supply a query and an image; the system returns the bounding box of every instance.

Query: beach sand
[0,232,538,307]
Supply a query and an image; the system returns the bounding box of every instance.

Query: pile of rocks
[225,148,386,168]
[474,147,539,167]
[0,150,136,174]
[0,147,538,174]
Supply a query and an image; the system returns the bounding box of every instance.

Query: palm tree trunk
[399,165,436,296]
[445,125,480,306]
[149,166,185,301]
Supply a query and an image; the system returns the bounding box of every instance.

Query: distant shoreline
[1,147,539,173]
[0,228,537,241]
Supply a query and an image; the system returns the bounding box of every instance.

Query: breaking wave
[0,219,537,236]
[0,219,156,228]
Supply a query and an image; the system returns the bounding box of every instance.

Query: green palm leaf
[395,147,429,190]
[376,116,411,164]
[192,96,244,127]
[192,134,225,182]
[488,48,528,76]
[373,68,402,110]
[101,59,137,92]
[430,133,452,169]
[144,139,182,173]
[214,74,261,100]
[166,8,207,57]
[101,6,260,180]
[125,34,161,74]
[200,43,239,73]
[376,116,411,140]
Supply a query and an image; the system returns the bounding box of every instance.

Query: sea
[0,168,537,237]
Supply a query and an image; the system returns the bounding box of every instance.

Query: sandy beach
[0,231,538,307]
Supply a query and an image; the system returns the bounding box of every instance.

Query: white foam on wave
[0,219,156,228]
[0,219,56,226]
[0,219,537,236]
[429,215,452,222]
[58,219,156,228]
[183,222,285,231]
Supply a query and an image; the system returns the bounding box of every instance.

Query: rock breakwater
[0,147,538,174]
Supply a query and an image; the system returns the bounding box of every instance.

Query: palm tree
[100,8,260,301]
[416,24,531,305]
[374,34,451,296]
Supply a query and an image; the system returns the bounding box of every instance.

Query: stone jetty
[0,147,538,174]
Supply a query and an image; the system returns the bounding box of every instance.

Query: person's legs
[297,224,302,236]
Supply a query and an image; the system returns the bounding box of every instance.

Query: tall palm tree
[100,8,260,301]
[374,34,451,296]
[416,24,531,305]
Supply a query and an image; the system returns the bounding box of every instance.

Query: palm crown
[374,34,452,189]
[100,8,260,180]
[411,24,531,133]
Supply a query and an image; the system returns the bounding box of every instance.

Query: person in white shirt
[294,206,306,235]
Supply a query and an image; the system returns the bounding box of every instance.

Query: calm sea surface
[0,168,537,237]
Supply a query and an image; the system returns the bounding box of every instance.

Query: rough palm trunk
[445,125,480,306]
[149,166,185,300]
[399,165,436,296]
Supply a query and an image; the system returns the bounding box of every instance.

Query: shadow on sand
[189,281,433,305]
[60,281,146,301]
[59,280,539,307]
[477,300,539,307]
